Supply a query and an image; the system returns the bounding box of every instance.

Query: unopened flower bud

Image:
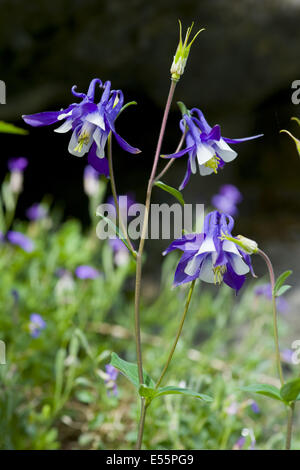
[9,170,23,193]
[220,232,258,255]
[170,21,205,81]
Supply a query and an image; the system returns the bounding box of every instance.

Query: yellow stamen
[204,155,221,173]
[74,130,90,153]
[213,265,227,284]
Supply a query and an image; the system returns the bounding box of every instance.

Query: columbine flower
[75,265,100,280]
[170,21,205,81]
[163,210,255,293]
[162,108,263,190]
[212,184,242,216]
[104,364,119,396]
[26,203,47,221]
[8,157,28,193]
[29,313,46,338]
[254,283,290,314]
[7,231,34,252]
[22,79,140,175]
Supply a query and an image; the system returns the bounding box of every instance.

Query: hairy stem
[155,280,196,389]
[257,249,284,385]
[107,133,136,258]
[135,80,177,449]
[286,403,295,450]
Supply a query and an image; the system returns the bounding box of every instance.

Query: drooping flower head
[162,108,263,190]
[29,313,46,338]
[26,203,47,221]
[212,184,242,216]
[22,79,140,176]
[75,265,101,280]
[163,210,255,293]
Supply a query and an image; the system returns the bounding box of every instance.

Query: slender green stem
[155,280,196,389]
[107,133,137,258]
[136,399,147,450]
[134,79,177,449]
[257,249,284,385]
[286,403,295,450]
[154,129,187,183]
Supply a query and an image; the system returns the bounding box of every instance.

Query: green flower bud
[170,20,205,81]
[220,232,258,255]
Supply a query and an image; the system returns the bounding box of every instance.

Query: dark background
[1,0,300,268]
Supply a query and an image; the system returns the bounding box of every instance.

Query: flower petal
[214,139,237,162]
[112,130,141,154]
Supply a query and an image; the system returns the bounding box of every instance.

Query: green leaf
[110,352,155,388]
[273,271,292,297]
[154,181,185,206]
[154,386,213,402]
[138,384,157,405]
[275,285,291,297]
[240,384,283,402]
[0,121,28,135]
[280,378,300,403]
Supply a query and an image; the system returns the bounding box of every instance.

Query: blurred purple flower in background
[281,348,294,364]
[233,436,246,450]
[7,231,34,252]
[105,364,119,396]
[8,157,28,172]
[109,237,130,266]
[75,265,101,280]
[29,313,46,338]
[83,164,104,195]
[250,401,260,414]
[212,184,243,216]
[254,283,290,314]
[8,157,28,193]
[22,79,140,176]
[26,203,47,221]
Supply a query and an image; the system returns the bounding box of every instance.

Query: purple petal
[22,111,62,127]
[112,130,141,154]
[223,134,264,144]
[87,144,110,178]
[223,263,245,293]
[162,145,194,160]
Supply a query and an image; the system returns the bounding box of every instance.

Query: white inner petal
[199,164,214,176]
[199,256,214,283]
[86,111,105,130]
[184,256,202,277]
[190,154,197,174]
[222,239,241,256]
[196,142,215,165]
[214,139,237,162]
[230,254,250,275]
[58,110,73,121]
[54,119,73,133]
[196,236,216,255]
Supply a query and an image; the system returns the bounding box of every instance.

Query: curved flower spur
[22,79,141,176]
[161,106,263,190]
[163,210,256,293]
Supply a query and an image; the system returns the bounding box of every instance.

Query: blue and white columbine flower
[163,210,255,293]
[22,79,141,175]
[162,108,263,190]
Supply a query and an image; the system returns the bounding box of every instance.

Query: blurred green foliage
[0,165,298,450]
